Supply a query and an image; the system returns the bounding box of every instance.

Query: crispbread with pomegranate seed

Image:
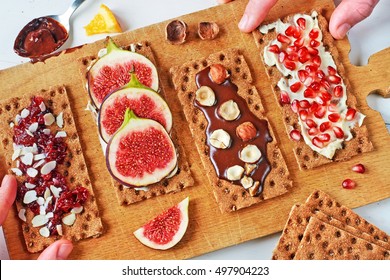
[170,49,292,213]
[252,10,373,170]
[272,203,390,260]
[294,216,390,260]
[78,40,194,205]
[0,86,103,253]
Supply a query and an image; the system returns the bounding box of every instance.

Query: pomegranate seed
[312,56,322,67]
[309,28,319,39]
[309,101,319,113]
[298,70,309,82]
[285,25,296,36]
[312,137,324,148]
[320,79,331,90]
[315,95,327,106]
[304,88,316,98]
[327,66,337,75]
[346,108,356,121]
[318,133,331,142]
[288,53,299,61]
[328,113,340,122]
[310,81,321,91]
[284,60,296,71]
[328,101,339,112]
[328,75,342,84]
[294,37,304,47]
[352,163,365,174]
[333,85,343,98]
[305,65,317,74]
[308,127,318,136]
[291,99,300,113]
[333,126,344,139]
[307,46,319,56]
[278,51,287,63]
[320,121,332,132]
[280,91,291,104]
[314,106,326,118]
[310,40,320,48]
[319,91,332,102]
[299,100,310,109]
[268,44,280,54]
[298,47,310,63]
[277,34,291,44]
[342,179,356,189]
[290,82,301,93]
[290,129,302,141]
[297,17,306,30]
[299,110,308,121]
[304,77,314,87]
[292,29,301,39]
[316,70,325,80]
[306,118,317,128]
[286,46,299,53]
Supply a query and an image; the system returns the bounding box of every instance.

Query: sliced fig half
[134,197,189,250]
[87,37,159,108]
[106,109,177,187]
[98,73,172,143]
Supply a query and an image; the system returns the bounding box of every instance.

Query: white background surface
[0,0,389,260]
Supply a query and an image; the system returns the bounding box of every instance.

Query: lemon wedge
[84,4,122,35]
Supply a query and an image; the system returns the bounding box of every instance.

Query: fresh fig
[106,109,177,187]
[134,197,189,250]
[98,73,172,143]
[87,37,159,108]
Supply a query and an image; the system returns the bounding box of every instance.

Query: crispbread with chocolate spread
[253,10,373,170]
[79,40,194,205]
[170,49,292,212]
[0,86,103,253]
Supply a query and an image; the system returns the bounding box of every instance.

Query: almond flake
[50,185,61,198]
[11,148,22,161]
[45,212,54,219]
[21,146,34,155]
[44,188,51,200]
[11,168,23,176]
[55,131,67,138]
[9,122,14,128]
[40,205,46,215]
[18,209,27,222]
[37,197,45,205]
[32,143,39,154]
[26,167,38,177]
[56,112,64,128]
[25,182,36,189]
[44,113,55,126]
[41,161,56,175]
[39,227,50,238]
[44,196,53,209]
[56,225,63,236]
[62,213,76,226]
[25,129,34,137]
[33,159,46,168]
[21,152,34,166]
[39,102,46,112]
[43,128,51,135]
[28,122,39,133]
[15,114,22,124]
[20,109,30,118]
[34,153,46,161]
[23,190,37,204]
[71,206,83,214]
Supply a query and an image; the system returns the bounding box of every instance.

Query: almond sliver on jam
[260,11,365,159]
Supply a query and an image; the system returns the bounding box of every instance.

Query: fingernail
[238,14,249,31]
[57,244,73,260]
[337,23,351,39]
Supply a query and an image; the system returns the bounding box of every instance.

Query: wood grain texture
[0,0,389,259]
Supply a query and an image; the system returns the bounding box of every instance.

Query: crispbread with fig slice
[0,86,103,253]
[78,39,194,205]
[252,9,373,170]
[170,49,292,212]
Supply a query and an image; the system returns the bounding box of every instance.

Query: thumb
[0,175,17,225]
[329,0,379,39]
[238,0,278,33]
[38,239,73,260]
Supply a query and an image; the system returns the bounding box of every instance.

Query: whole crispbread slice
[294,217,390,260]
[79,40,194,205]
[170,49,292,212]
[0,86,103,253]
[252,10,373,170]
[272,203,390,260]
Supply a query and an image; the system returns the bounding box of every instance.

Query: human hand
[0,174,73,260]
[217,0,379,39]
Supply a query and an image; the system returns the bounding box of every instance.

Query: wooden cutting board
[1,0,389,260]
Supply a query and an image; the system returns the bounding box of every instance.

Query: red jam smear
[14,97,88,235]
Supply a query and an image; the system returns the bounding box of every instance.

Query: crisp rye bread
[170,49,292,212]
[79,40,194,205]
[253,10,373,170]
[0,86,103,253]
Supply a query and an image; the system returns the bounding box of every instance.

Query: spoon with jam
[13,0,86,58]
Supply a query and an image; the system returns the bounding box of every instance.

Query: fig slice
[87,37,159,108]
[98,73,172,143]
[106,109,177,187]
[134,197,189,250]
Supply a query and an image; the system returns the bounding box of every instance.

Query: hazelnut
[209,64,229,84]
[218,100,240,121]
[226,165,244,181]
[239,144,262,163]
[209,129,231,149]
[244,163,257,175]
[166,20,188,45]
[195,86,216,106]
[236,122,257,141]
[198,22,220,40]
[249,181,260,197]
[240,176,254,189]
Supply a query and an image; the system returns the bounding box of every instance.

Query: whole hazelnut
[236,122,257,142]
[209,64,229,84]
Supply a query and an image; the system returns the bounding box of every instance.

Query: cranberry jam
[13,96,88,236]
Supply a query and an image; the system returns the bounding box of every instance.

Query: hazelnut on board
[166,20,188,45]
[198,22,220,40]
[209,64,229,84]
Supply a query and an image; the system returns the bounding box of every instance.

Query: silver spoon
[14,0,86,58]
